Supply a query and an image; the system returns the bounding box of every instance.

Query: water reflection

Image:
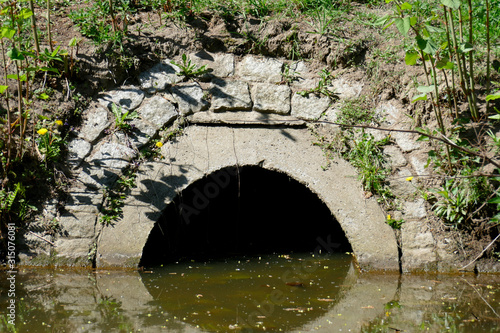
[1,254,500,332]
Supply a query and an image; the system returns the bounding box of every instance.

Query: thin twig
[459,233,500,271]
[27,230,56,246]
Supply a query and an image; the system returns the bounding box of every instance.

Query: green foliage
[489,192,500,224]
[111,103,139,133]
[280,62,301,84]
[36,118,67,165]
[297,68,338,100]
[69,0,133,49]
[425,139,492,226]
[337,96,375,126]
[0,314,17,333]
[247,0,272,17]
[386,215,404,229]
[345,132,392,197]
[0,182,35,222]
[306,7,337,36]
[100,169,137,226]
[171,54,210,80]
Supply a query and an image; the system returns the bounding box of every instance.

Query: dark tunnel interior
[139,166,352,267]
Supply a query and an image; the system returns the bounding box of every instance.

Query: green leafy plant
[279,62,301,84]
[297,68,338,100]
[171,54,210,80]
[111,103,139,133]
[345,132,393,199]
[306,7,337,36]
[387,214,404,229]
[100,169,137,226]
[36,118,66,165]
[247,0,271,18]
[489,193,500,223]
[337,96,376,126]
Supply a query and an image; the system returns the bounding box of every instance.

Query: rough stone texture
[190,50,234,77]
[97,126,399,271]
[291,93,330,120]
[129,118,157,148]
[251,83,291,114]
[410,154,429,177]
[393,131,421,152]
[401,220,437,272]
[389,169,417,198]
[321,107,340,122]
[210,79,252,111]
[436,235,464,272]
[91,141,136,170]
[58,214,96,238]
[289,61,313,90]
[67,138,92,168]
[376,102,400,126]
[136,95,177,129]
[79,141,137,189]
[79,106,110,143]
[331,78,363,99]
[138,60,182,93]
[236,55,283,83]
[53,238,94,266]
[99,87,145,111]
[403,199,427,219]
[170,82,209,115]
[384,145,407,168]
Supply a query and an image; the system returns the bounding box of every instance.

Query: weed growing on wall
[372,0,500,234]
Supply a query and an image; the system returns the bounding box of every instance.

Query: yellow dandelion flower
[156,141,163,148]
[55,120,63,126]
[387,214,392,220]
[406,176,414,181]
[37,128,48,135]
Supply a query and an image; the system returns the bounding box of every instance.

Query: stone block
[383,145,407,168]
[291,93,330,120]
[190,50,235,77]
[54,238,94,266]
[136,95,178,129]
[251,83,291,114]
[236,55,283,83]
[210,79,252,111]
[67,138,92,168]
[138,60,182,93]
[59,214,96,238]
[99,86,145,111]
[129,118,157,148]
[410,154,428,177]
[331,78,363,99]
[79,106,110,143]
[389,168,417,198]
[403,199,427,219]
[170,82,209,115]
[401,220,437,272]
[91,142,136,170]
[393,131,421,153]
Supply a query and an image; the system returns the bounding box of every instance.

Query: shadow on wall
[139,166,352,267]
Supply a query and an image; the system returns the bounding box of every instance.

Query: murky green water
[1,253,500,332]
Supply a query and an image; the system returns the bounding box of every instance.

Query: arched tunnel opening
[139,166,352,267]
